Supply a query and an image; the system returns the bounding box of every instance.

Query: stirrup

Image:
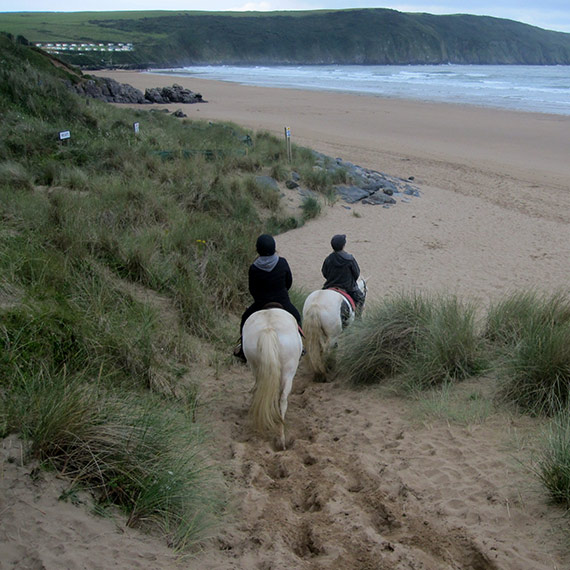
[233,342,247,363]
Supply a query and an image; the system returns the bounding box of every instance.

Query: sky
[2,1,570,34]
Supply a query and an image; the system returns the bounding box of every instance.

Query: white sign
[285,126,291,138]
[133,122,140,134]
[59,130,71,140]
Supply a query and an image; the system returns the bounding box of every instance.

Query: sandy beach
[2,70,569,569]
[93,70,570,307]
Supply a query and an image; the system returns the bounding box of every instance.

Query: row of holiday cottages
[35,42,133,53]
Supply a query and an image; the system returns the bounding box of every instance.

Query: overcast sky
[3,1,570,33]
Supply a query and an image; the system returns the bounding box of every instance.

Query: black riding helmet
[256,234,276,256]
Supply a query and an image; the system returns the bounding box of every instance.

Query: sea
[149,64,570,116]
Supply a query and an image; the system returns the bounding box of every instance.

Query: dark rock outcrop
[335,185,371,203]
[312,152,422,207]
[255,153,421,209]
[255,175,280,191]
[144,84,204,104]
[361,192,397,205]
[70,77,148,103]
[68,76,206,105]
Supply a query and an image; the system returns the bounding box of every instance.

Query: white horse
[242,308,303,450]
[302,278,367,382]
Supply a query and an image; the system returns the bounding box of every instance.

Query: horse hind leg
[340,300,351,329]
[277,370,295,450]
[313,370,328,383]
[278,423,286,451]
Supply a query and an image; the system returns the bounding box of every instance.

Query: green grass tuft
[338,291,485,390]
[496,319,570,416]
[4,371,223,548]
[488,291,570,416]
[301,196,321,220]
[535,411,570,508]
[484,290,570,347]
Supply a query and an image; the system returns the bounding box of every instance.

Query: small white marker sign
[59,130,71,141]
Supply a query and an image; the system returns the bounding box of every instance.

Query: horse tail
[249,328,282,436]
[304,304,328,378]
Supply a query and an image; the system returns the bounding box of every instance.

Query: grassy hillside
[0,31,327,547]
[2,9,570,68]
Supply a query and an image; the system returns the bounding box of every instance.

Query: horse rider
[322,234,365,314]
[234,234,302,362]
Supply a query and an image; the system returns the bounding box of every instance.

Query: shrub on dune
[0,160,35,190]
[484,290,570,347]
[487,290,570,416]
[401,294,485,391]
[337,291,433,386]
[301,196,321,221]
[5,371,223,549]
[337,291,485,390]
[496,318,570,416]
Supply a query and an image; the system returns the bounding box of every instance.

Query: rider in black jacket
[322,234,365,312]
[234,234,301,361]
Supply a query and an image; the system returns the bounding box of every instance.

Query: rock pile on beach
[68,76,205,105]
[259,151,421,207]
[143,84,204,104]
[315,152,421,206]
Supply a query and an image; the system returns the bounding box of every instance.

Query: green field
[0,11,170,42]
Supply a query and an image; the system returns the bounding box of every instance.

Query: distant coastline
[5,9,570,69]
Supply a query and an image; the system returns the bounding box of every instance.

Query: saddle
[327,288,356,329]
[262,302,304,337]
[328,288,356,311]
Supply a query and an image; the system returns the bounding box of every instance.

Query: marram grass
[489,290,570,416]
[484,289,570,347]
[496,318,570,416]
[337,291,486,391]
[5,371,224,549]
[1,34,332,551]
[535,411,570,508]
[301,195,321,221]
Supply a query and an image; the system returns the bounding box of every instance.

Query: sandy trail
[189,363,568,569]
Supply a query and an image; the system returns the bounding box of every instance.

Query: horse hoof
[272,434,294,451]
[272,438,287,451]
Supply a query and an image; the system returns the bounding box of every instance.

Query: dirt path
[190,359,569,570]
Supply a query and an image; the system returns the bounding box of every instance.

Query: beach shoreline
[93,70,570,207]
